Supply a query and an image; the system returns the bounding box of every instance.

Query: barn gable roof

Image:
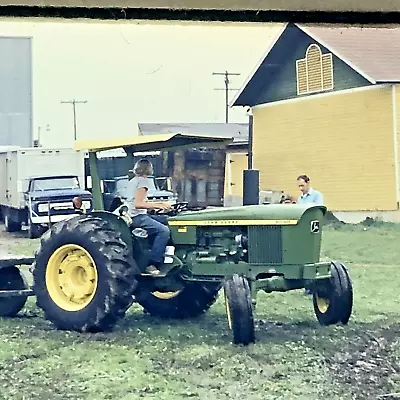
[231,22,400,107]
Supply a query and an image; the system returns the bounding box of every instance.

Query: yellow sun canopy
[73,133,233,153]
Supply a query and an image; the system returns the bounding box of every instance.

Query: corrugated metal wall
[0,37,32,147]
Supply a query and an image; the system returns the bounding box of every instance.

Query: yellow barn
[231,22,400,222]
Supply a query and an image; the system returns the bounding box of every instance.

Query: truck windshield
[32,177,80,191]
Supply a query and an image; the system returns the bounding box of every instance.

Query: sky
[0,18,283,147]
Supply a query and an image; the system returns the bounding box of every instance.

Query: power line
[212,70,240,123]
[61,99,88,141]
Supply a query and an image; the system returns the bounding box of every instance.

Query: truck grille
[248,226,283,264]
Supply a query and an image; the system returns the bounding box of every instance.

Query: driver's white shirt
[126,176,151,218]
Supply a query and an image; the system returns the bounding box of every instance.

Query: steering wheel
[172,201,189,213]
[153,201,189,216]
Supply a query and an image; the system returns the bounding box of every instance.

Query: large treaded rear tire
[134,281,221,319]
[32,215,140,333]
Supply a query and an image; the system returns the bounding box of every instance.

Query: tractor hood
[168,204,327,226]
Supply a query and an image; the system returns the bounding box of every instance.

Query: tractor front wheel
[0,266,29,317]
[32,215,140,333]
[134,281,221,319]
[313,261,353,326]
[223,274,255,346]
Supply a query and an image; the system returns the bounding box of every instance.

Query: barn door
[224,152,248,206]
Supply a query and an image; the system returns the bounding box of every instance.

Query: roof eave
[230,22,289,108]
[74,133,233,153]
[375,80,400,84]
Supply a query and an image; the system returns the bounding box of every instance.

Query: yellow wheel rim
[152,290,181,300]
[45,244,98,312]
[224,290,232,329]
[316,294,330,314]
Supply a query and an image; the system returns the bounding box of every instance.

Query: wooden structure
[139,123,249,207]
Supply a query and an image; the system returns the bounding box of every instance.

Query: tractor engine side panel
[169,225,197,245]
[171,223,247,266]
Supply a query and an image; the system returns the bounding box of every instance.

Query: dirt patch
[326,325,400,399]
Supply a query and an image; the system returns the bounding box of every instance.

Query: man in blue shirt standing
[296,174,324,205]
[296,175,324,295]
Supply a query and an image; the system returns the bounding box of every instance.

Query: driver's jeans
[131,213,170,267]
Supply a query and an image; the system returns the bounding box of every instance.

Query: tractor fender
[90,211,133,252]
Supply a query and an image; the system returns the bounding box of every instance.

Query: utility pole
[61,99,88,141]
[213,71,240,123]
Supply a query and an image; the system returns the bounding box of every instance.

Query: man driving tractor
[126,158,173,276]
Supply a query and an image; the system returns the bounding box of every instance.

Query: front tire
[28,219,43,239]
[32,215,140,332]
[313,261,353,326]
[224,274,255,346]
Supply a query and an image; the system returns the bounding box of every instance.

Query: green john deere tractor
[18,133,352,345]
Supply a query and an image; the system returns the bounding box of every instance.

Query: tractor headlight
[235,234,248,249]
[234,234,242,246]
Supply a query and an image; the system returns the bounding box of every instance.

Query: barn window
[296,44,334,95]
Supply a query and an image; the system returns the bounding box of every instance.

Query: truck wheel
[134,281,221,319]
[223,274,255,346]
[4,215,21,233]
[0,266,29,317]
[28,219,43,239]
[313,261,353,326]
[32,215,140,333]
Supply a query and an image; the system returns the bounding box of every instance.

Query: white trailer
[0,147,92,238]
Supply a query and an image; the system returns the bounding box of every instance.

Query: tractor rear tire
[0,266,29,317]
[223,274,255,346]
[134,281,221,319]
[313,261,353,326]
[32,215,140,333]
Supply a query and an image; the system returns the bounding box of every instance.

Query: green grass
[1,223,400,400]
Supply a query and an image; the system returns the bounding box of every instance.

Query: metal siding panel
[253,86,396,211]
[0,37,32,147]
[396,84,400,205]
[7,151,19,208]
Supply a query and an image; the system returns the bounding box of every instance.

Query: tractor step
[139,264,181,279]
[0,289,34,297]
[0,257,35,268]
[140,272,168,278]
